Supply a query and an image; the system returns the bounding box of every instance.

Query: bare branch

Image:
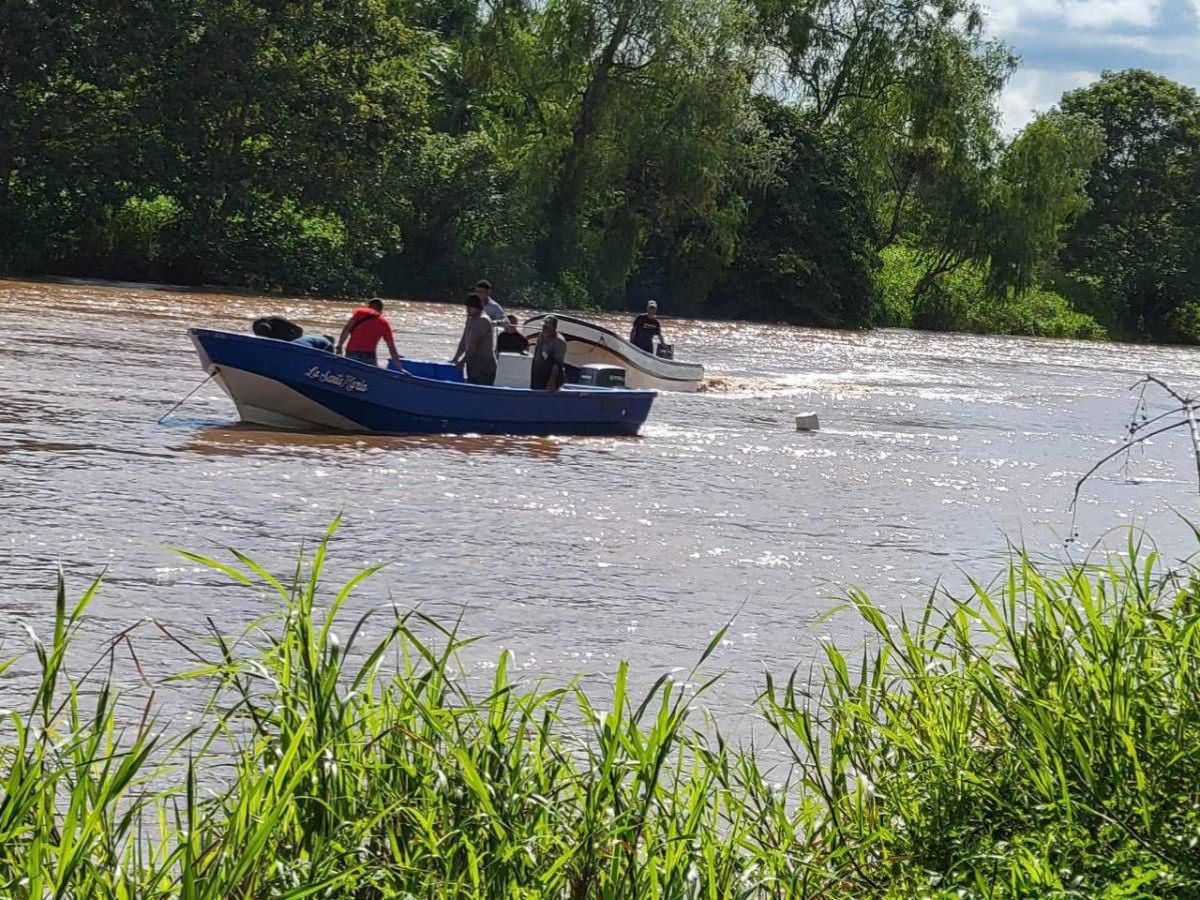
[1071,420,1191,511]
[1128,405,1189,437]
[1132,374,1193,406]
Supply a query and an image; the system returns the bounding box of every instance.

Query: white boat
[522,313,704,392]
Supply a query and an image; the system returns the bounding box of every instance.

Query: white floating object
[795,412,819,431]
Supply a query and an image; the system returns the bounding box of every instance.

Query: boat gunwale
[188,327,656,401]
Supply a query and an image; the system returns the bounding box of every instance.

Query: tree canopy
[1,2,1196,340]
[1058,70,1200,340]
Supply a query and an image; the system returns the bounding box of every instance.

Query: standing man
[630,300,664,354]
[337,298,404,368]
[530,315,567,391]
[474,279,506,324]
[452,295,498,385]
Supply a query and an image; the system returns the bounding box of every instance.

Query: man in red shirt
[336,298,403,368]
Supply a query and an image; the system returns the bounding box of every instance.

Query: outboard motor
[252,315,304,341]
[577,364,627,388]
[656,343,674,360]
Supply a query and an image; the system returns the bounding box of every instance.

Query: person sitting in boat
[293,334,335,352]
[337,298,403,368]
[473,279,506,324]
[630,300,664,354]
[531,315,567,392]
[452,295,498,385]
[496,314,530,355]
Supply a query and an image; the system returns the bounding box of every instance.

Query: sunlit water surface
[2,278,1198,737]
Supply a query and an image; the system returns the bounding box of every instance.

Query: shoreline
[6,272,1176,347]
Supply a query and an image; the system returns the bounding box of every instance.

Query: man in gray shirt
[474,279,506,324]
[452,295,497,385]
[530,315,568,391]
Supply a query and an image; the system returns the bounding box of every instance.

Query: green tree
[0,0,153,269]
[985,112,1102,295]
[150,0,430,291]
[709,99,878,327]
[1059,69,1200,339]
[749,0,1090,323]
[528,0,767,299]
[907,110,1100,307]
[379,131,537,298]
[753,0,992,127]
[749,0,1013,248]
[0,0,1160,341]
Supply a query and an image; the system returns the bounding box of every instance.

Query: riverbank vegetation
[2,528,1199,896]
[4,2,1199,340]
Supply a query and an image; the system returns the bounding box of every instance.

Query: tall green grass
[3,525,1199,897]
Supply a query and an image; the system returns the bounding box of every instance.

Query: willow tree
[985,112,1102,295]
[529,0,769,298]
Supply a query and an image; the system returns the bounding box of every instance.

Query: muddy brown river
[3,278,1199,728]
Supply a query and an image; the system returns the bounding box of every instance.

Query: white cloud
[979,0,1200,133]
[1058,0,1161,29]
[983,0,1162,34]
[1000,68,1098,132]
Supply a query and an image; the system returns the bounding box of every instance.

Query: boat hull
[523,314,704,392]
[189,329,655,436]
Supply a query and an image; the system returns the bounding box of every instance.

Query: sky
[982,0,1200,132]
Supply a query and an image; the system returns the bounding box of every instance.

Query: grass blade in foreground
[1,527,1199,896]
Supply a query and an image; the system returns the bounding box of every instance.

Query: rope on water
[157,372,215,424]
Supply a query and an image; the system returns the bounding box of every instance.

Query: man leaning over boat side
[474,279,506,325]
[531,316,567,392]
[293,333,336,353]
[337,298,404,370]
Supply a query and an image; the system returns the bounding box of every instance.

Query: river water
[2,278,1199,730]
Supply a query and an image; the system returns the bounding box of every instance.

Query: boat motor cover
[656,343,674,360]
[577,364,627,388]
[252,316,304,342]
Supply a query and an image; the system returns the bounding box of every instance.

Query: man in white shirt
[474,279,506,324]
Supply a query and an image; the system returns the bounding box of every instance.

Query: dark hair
[465,294,483,310]
[474,279,492,290]
[506,314,519,325]
[368,298,384,311]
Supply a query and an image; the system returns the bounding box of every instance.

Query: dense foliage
[3,529,1200,896]
[1059,70,1200,341]
[2,1,1198,337]
[876,246,1106,339]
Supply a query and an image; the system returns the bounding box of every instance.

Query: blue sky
[982,0,1200,131]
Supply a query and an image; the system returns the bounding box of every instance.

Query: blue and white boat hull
[189,329,656,436]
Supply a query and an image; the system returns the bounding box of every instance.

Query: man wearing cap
[474,279,507,324]
[452,295,498,385]
[496,314,530,355]
[630,301,664,354]
[530,316,567,391]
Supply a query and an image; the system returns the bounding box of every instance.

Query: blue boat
[188,329,656,436]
